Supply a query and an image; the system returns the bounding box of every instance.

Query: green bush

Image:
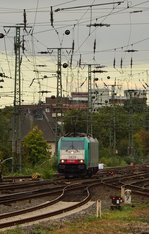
[9,157,58,179]
[100,155,127,167]
[29,157,58,179]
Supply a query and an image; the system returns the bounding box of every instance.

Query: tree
[23,126,51,166]
[64,110,88,134]
[0,108,12,161]
[134,129,149,159]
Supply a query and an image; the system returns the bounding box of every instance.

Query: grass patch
[0,204,148,234]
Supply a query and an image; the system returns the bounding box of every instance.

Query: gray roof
[19,105,56,142]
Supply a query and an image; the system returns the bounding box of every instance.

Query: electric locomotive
[58,133,99,177]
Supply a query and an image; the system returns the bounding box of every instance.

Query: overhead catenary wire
[54,1,124,12]
[74,0,125,55]
[31,0,39,34]
[0,0,149,107]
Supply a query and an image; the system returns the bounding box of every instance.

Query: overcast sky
[0,0,149,107]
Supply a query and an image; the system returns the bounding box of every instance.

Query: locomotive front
[58,137,87,177]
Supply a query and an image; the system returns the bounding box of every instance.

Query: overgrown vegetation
[0,104,149,176]
[64,106,149,166]
[22,156,58,179]
[12,127,56,178]
[22,127,52,167]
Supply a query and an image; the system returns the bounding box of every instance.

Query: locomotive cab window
[61,140,84,150]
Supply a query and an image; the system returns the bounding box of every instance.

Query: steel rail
[0,179,102,205]
[0,186,68,219]
[0,187,65,205]
[102,182,149,197]
[0,179,64,190]
[0,186,91,229]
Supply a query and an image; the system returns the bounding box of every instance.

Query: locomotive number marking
[69,155,77,159]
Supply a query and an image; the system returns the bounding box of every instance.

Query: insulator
[92,70,107,73]
[23,9,27,30]
[38,51,49,54]
[125,49,138,52]
[113,58,116,68]
[120,58,123,69]
[72,40,74,51]
[94,78,98,81]
[50,6,54,27]
[79,54,81,67]
[93,39,96,53]
[0,73,4,77]
[22,35,25,53]
[65,30,70,35]
[145,82,149,87]
[70,54,73,67]
[130,57,133,68]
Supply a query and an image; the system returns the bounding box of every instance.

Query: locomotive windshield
[61,140,84,150]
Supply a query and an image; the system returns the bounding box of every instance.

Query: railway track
[102,172,149,197]
[0,181,96,205]
[0,183,92,229]
[0,165,148,230]
[0,178,65,191]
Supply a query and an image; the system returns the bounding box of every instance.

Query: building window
[34,110,43,120]
[45,108,50,113]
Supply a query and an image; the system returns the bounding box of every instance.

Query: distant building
[71,92,88,103]
[91,88,110,111]
[124,89,147,100]
[123,89,147,111]
[46,95,87,118]
[17,104,56,156]
[69,88,147,111]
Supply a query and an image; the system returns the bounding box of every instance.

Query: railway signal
[110,196,123,210]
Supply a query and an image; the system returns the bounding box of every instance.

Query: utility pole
[13,26,21,172]
[127,90,134,159]
[47,47,71,154]
[88,64,92,135]
[81,64,104,135]
[4,23,31,172]
[111,85,116,155]
[104,82,122,154]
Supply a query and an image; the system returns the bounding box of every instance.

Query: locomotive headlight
[61,159,65,163]
[80,159,84,163]
[71,151,74,154]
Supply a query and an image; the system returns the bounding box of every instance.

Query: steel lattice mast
[81,63,101,135]
[12,26,22,172]
[47,47,71,154]
[4,23,31,172]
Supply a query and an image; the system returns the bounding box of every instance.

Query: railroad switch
[110,196,123,210]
